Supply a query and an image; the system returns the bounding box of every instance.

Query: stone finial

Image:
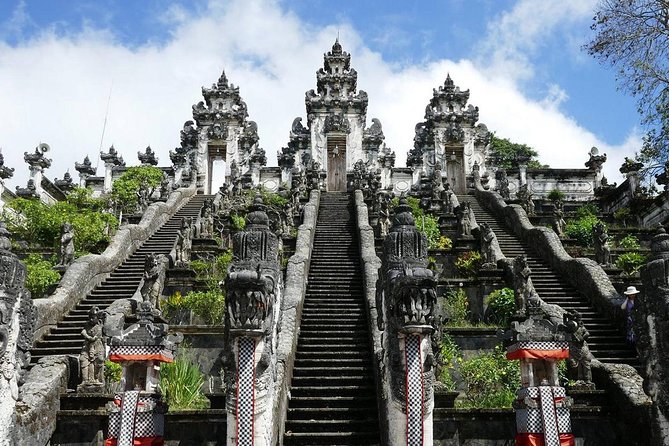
[100,145,125,167]
[0,148,15,180]
[137,146,158,166]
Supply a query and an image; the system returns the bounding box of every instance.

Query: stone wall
[353,190,387,444]
[33,184,197,340]
[273,190,319,444]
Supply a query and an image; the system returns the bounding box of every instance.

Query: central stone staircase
[461,195,639,368]
[283,192,381,445]
[30,194,211,364]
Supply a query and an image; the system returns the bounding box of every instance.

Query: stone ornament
[593,222,611,267]
[551,200,566,238]
[78,306,105,392]
[54,222,75,271]
[479,222,501,267]
[512,256,540,314]
[139,254,168,308]
[455,201,473,237]
[563,310,594,387]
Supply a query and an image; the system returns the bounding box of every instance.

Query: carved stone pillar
[100,146,125,193]
[376,198,437,445]
[222,196,282,446]
[24,144,51,199]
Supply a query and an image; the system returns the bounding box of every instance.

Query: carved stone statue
[516,184,535,216]
[79,306,105,391]
[593,222,611,267]
[441,182,458,215]
[495,169,510,200]
[377,192,391,238]
[159,173,170,201]
[55,222,75,270]
[136,180,150,213]
[139,254,166,307]
[512,256,539,314]
[455,201,473,237]
[563,310,593,387]
[551,200,566,238]
[479,222,501,267]
[197,199,215,238]
[174,217,193,268]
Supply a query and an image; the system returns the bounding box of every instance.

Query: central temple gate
[327,135,347,191]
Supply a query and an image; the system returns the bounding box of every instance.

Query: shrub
[160,348,210,409]
[457,345,520,408]
[613,207,631,226]
[564,214,602,247]
[231,214,246,230]
[163,290,226,326]
[390,196,442,248]
[438,333,460,391]
[434,235,453,250]
[454,251,482,277]
[110,166,164,214]
[485,288,516,327]
[104,360,123,383]
[547,189,565,202]
[5,189,118,254]
[616,234,640,250]
[616,252,647,276]
[443,288,470,327]
[23,254,60,298]
[576,203,599,218]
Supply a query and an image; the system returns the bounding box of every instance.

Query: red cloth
[506,348,569,360]
[104,437,164,446]
[108,354,173,363]
[515,433,575,446]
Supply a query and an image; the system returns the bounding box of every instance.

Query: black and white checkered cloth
[237,337,256,446]
[118,390,140,446]
[405,334,423,446]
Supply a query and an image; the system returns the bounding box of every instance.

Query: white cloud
[0,0,637,193]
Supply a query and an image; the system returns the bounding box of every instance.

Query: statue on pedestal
[78,307,105,391]
[593,222,611,267]
[55,223,75,270]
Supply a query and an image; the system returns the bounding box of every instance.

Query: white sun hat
[624,286,640,295]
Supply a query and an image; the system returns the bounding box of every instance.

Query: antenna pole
[96,81,114,170]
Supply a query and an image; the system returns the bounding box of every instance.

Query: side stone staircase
[283,192,381,445]
[30,194,211,364]
[461,195,639,368]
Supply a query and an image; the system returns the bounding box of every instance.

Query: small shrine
[105,301,182,446]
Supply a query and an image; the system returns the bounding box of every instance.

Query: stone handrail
[353,190,388,445]
[33,185,198,339]
[474,183,626,325]
[273,189,320,444]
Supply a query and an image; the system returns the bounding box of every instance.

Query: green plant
[390,196,442,248]
[454,251,482,277]
[110,166,164,214]
[564,214,602,247]
[104,360,123,383]
[434,235,453,250]
[547,189,565,202]
[617,234,641,250]
[575,203,599,218]
[443,288,470,326]
[231,214,246,230]
[438,333,460,391]
[457,345,520,408]
[485,288,516,327]
[160,348,210,410]
[23,254,60,298]
[616,252,647,276]
[5,189,118,254]
[613,207,631,226]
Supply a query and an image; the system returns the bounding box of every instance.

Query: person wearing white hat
[621,286,639,346]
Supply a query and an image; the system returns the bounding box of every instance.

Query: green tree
[489,135,547,169]
[585,0,669,177]
[110,166,164,214]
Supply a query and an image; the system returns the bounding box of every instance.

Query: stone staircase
[462,195,639,368]
[30,194,211,364]
[283,192,381,445]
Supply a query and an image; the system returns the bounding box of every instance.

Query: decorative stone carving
[655,160,669,193]
[479,222,501,267]
[54,223,75,271]
[54,171,75,193]
[138,145,158,166]
[159,173,170,201]
[78,306,105,392]
[455,201,473,237]
[139,254,168,308]
[495,168,510,200]
[0,149,15,180]
[174,217,193,268]
[222,195,282,446]
[99,146,125,167]
[593,222,611,267]
[15,179,37,199]
[0,223,36,440]
[512,255,540,314]
[551,200,566,238]
[441,183,458,215]
[563,310,594,387]
[516,183,535,216]
[196,198,215,238]
[323,113,350,134]
[376,197,437,444]
[136,180,151,214]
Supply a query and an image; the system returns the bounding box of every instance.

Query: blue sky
[0,0,642,187]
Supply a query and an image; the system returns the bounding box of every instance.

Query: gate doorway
[445,148,466,194]
[327,135,347,192]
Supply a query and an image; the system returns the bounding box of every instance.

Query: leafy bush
[5,189,118,254]
[434,235,453,250]
[104,360,123,383]
[616,252,647,276]
[438,333,460,391]
[231,214,246,230]
[163,290,226,325]
[23,254,60,298]
[160,348,210,409]
[547,189,565,202]
[564,214,602,247]
[110,166,164,214]
[485,288,516,327]
[576,203,599,218]
[457,345,520,408]
[390,196,442,248]
[613,207,631,226]
[454,251,482,277]
[443,288,470,326]
[616,234,641,250]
